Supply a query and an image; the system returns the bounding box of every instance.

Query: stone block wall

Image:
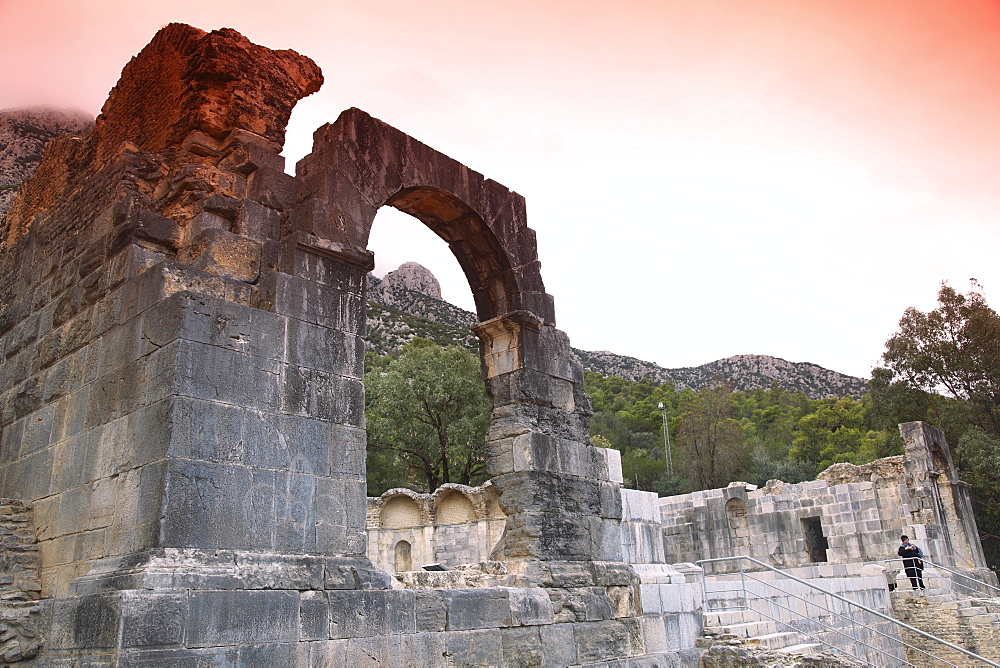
[892,591,1000,664]
[366,484,506,573]
[621,487,667,565]
[660,422,993,584]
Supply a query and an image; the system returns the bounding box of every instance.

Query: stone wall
[660,422,993,585]
[891,591,1000,664]
[0,23,698,664]
[366,484,506,573]
[0,500,41,662]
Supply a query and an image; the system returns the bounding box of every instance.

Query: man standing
[898,535,925,590]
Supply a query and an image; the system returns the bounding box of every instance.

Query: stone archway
[294,108,622,563]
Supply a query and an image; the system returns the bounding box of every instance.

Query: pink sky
[3,0,1000,378]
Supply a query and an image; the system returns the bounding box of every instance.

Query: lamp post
[658,401,674,476]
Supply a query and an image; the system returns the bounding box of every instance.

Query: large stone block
[509,587,554,626]
[119,591,185,649]
[415,590,447,632]
[572,620,632,664]
[445,628,504,666]
[442,589,512,631]
[327,590,416,638]
[160,460,276,550]
[185,590,300,647]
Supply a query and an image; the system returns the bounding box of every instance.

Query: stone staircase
[702,608,825,657]
[895,586,1000,627]
[892,567,1000,628]
[889,572,1000,664]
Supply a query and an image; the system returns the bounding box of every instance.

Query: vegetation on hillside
[363,280,1000,571]
[584,372,901,495]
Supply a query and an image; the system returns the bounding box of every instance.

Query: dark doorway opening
[802,516,829,563]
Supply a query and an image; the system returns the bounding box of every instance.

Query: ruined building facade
[658,421,991,579]
[0,24,698,664]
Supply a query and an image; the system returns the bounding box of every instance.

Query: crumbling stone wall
[0,23,675,664]
[0,500,41,662]
[660,422,993,584]
[891,592,1000,664]
[366,484,506,572]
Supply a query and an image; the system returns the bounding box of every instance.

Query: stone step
[775,642,823,656]
[704,620,778,639]
[703,609,757,627]
[745,631,801,650]
[967,614,998,625]
[957,606,988,617]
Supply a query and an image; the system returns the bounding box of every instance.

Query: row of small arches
[375,485,504,530]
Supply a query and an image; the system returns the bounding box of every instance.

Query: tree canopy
[878,280,1000,571]
[365,339,491,494]
[882,280,1000,435]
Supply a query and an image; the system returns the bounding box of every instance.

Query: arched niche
[380,495,423,530]
[394,540,412,572]
[725,498,750,548]
[435,491,476,525]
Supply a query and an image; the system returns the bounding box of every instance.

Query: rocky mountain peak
[381,262,442,299]
[364,261,869,398]
[0,107,94,219]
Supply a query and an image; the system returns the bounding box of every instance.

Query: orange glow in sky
[3,0,1000,378]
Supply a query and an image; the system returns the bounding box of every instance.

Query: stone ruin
[2,23,997,666]
[658,422,992,580]
[0,24,698,664]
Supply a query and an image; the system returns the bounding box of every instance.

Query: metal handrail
[709,568,932,665]
[697,555,1000,667]
[885,557,1000,598]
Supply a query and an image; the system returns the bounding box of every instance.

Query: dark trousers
[903,558,925,589]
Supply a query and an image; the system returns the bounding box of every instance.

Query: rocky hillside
[365,263,869,398]
[574,350,868,398]
[366,264,478,353]
[0,107,94,219]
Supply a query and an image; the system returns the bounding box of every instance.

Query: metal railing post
[739,558,747,610]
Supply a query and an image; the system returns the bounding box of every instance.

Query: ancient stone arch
[293,108,622,562]
[295,108,547,326]
[0,24,641,663]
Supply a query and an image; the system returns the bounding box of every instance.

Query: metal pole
[658,402,673,476]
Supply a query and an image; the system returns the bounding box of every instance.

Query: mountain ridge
[0,107,94,220]
[365,263,869,399]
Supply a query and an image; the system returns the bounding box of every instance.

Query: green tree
[788,396,897,473]
[365,339,491,494]
[880,281,1000,572]
[958,428,1000,570]
[675,381,748,490]
[882,280,1000,435]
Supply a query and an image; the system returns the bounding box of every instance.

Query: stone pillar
[475,313,623,563]
[0,23,389,600]
[899,421,991,574]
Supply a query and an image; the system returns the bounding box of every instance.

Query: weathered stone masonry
[0,24,692,664]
